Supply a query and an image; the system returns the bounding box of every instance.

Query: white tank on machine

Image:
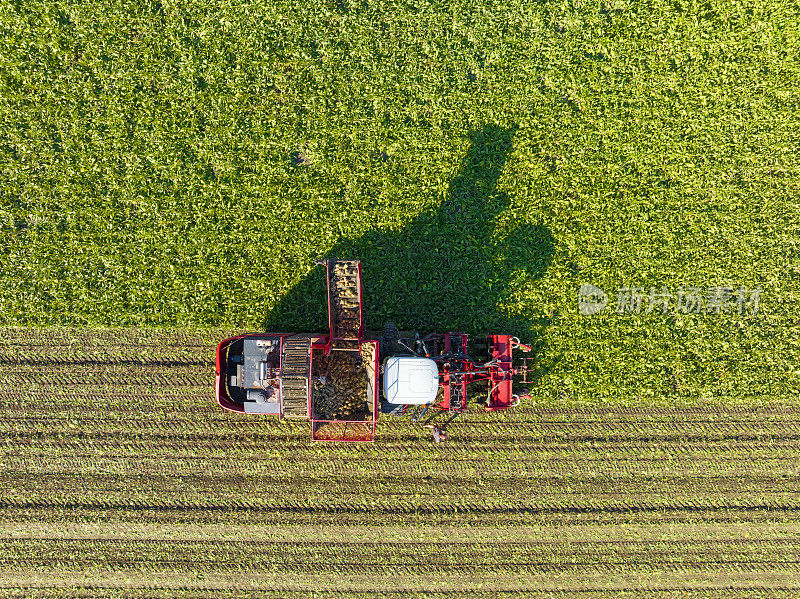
[382,356,439,405]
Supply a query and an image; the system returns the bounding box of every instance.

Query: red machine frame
[418,332,530,414]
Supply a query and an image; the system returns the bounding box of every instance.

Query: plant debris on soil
[312,348,370,421]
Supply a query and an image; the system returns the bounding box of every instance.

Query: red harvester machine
[215,259,533,442]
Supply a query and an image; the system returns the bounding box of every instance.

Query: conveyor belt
[280,335,311,419]
[328,260,362,350]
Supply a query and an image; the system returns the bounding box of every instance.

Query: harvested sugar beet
[312,349,369,420]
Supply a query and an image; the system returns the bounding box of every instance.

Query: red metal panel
[325,261,334,343]
[486,334,514,411]
[458,371,468,411]
[372,339,380,423]
[442,370,451,410]
[356,261,365,340]
[216,372,244,413]
[215,335,246,413]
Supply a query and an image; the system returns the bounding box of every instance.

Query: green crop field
[1,0,800,595]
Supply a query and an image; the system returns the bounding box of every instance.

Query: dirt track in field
[1,328,800,597]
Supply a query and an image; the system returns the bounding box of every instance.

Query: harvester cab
[215,259,532,442]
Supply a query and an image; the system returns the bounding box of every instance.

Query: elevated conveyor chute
[325,259,363,352]
[280,335,312,419]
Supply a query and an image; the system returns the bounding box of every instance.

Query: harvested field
[2,328,800,596]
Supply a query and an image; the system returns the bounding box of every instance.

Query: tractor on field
[215,259,533,442]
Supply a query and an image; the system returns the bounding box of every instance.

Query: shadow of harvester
[265,123,557,386]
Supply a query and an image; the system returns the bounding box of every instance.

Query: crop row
[4,447,798,471]
[1,537,798,574]
[1,366,210,388]
[0,327,235,349]
[3,446,799,476]
[3,561,797,575]
[9,408,800,439]
[4,375,800,414]
[0,353,213,367]
[1,588,798,599]
[5,427,800,452]
[2,483,799,515]
[0,590,798,599]
[6,409,800,437]
[3,384,800,421]
[4,467,799,489]
[4,508,794,529]
[5,440,800,471]
[5,418,800,450]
